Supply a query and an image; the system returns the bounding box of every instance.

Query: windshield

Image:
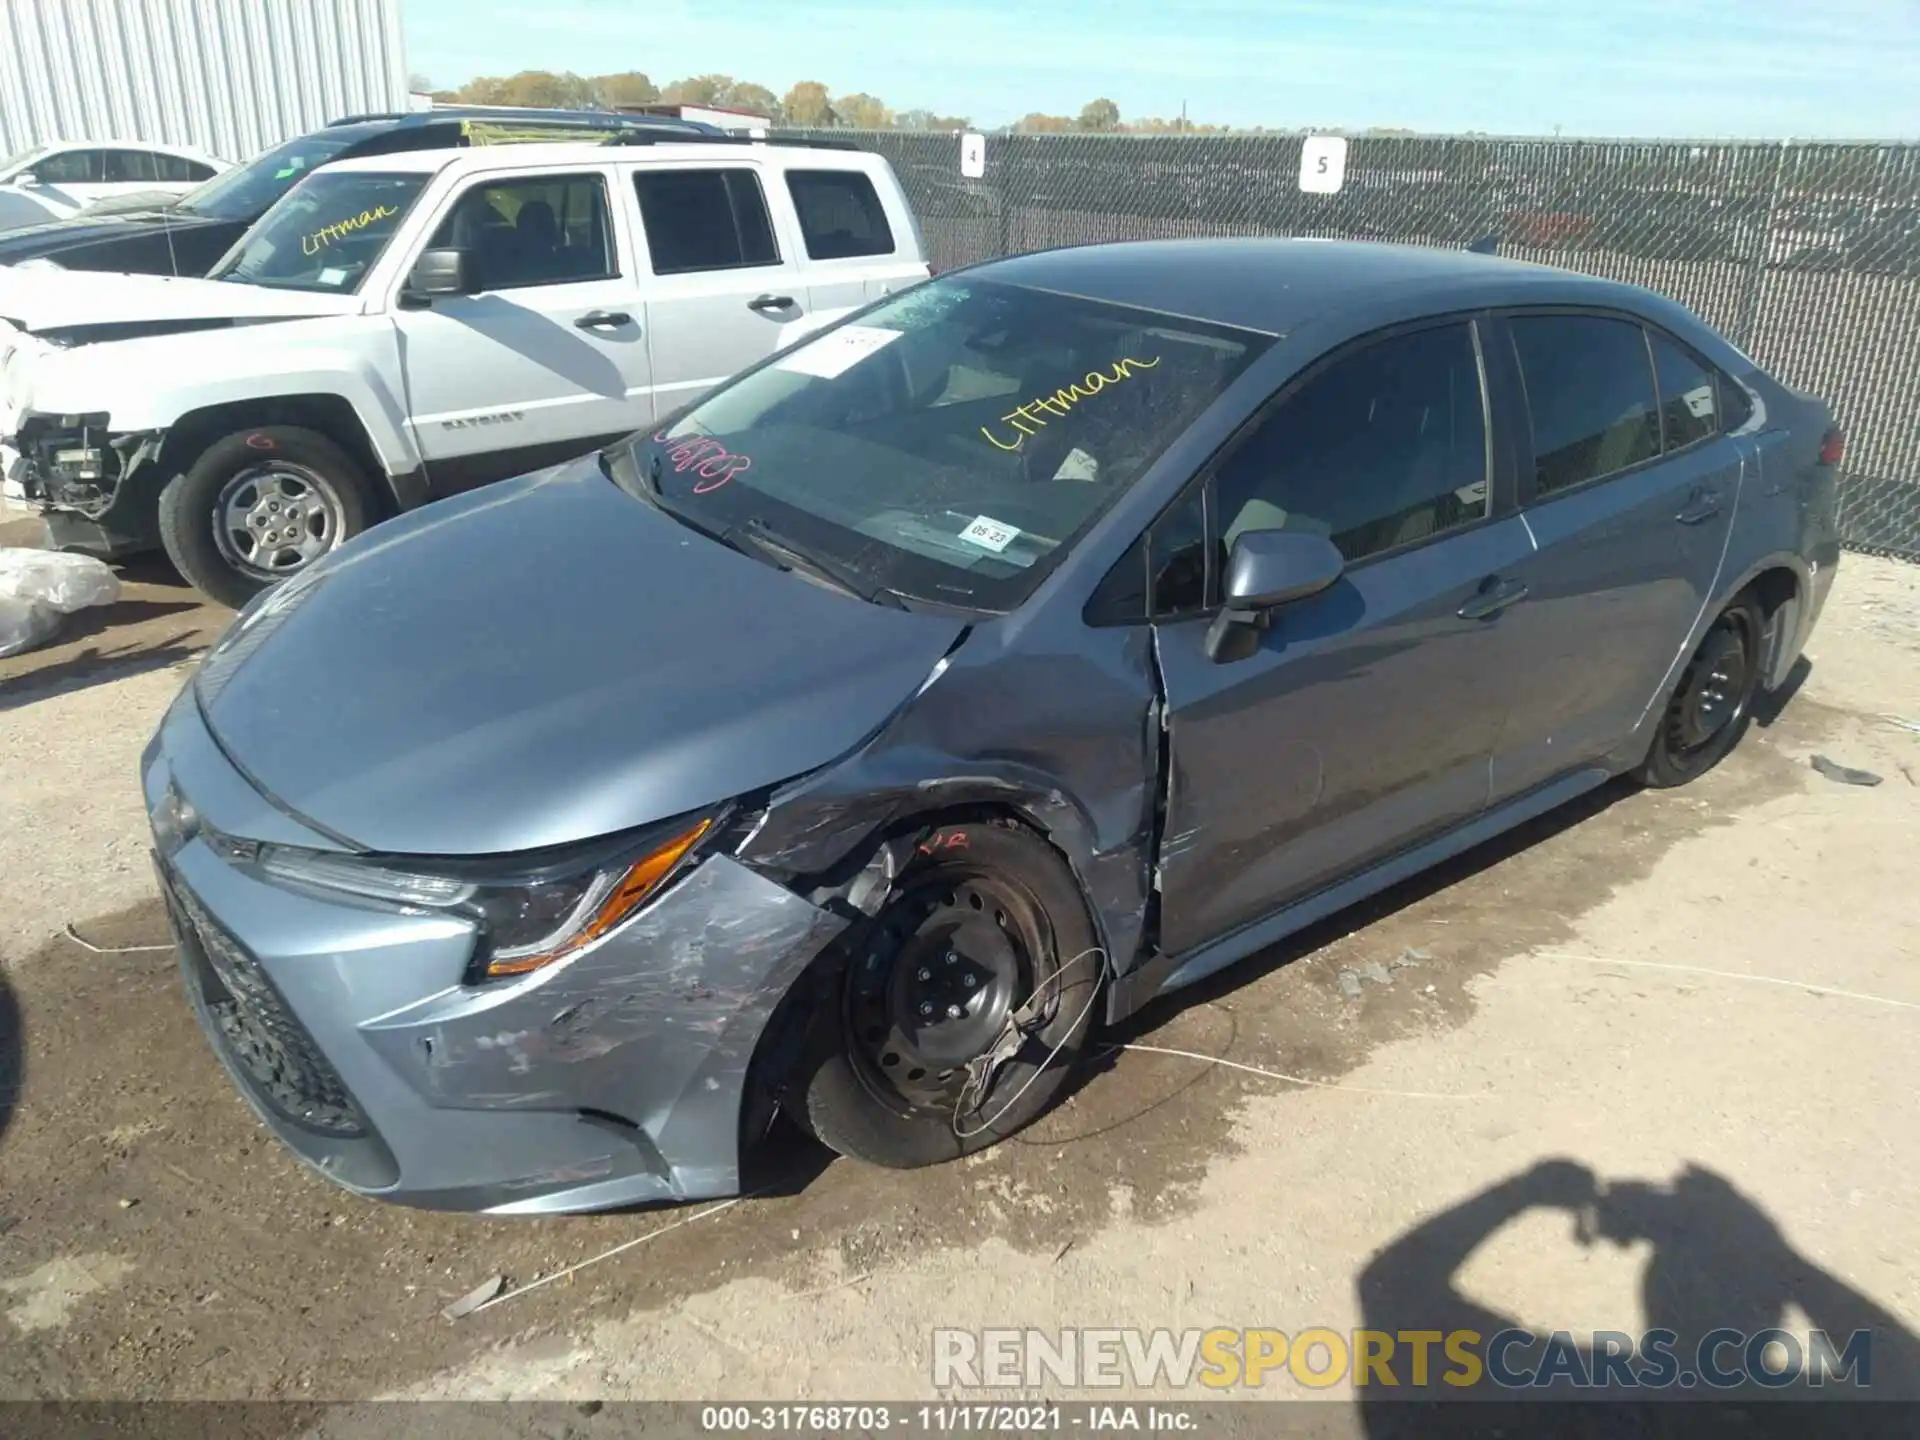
[209,171,427,293]
[178,132,360,221]
[618,279,1267,612]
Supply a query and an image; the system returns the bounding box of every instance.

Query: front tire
[1636,592,1765,788]
[797,821,1102,1169]
[158,426,372,609]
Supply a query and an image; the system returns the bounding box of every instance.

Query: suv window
[430,174,616,290]
[634,168,779,275]
[787,169,894,260]
[1647,330,1721,452]
[31,149,101,184]
[1510,315,1660,495]
[210,170,428,293]
[1212,322,1490,566]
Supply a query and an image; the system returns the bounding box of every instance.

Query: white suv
[0,137,929,605]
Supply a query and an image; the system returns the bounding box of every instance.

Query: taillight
[1819,427,1846,466]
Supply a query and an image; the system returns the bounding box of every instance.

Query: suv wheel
[159,426,373,609]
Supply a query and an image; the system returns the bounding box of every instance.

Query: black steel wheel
[796,821,1101,1168]
[1637,593,1765,788]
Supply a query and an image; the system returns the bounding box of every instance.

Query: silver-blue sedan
[141,239,1842,1212]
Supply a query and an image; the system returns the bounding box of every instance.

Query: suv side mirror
[402,247,472,303]
[1204,529,1345,664]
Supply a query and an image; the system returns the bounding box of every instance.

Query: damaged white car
[1,135,927,606]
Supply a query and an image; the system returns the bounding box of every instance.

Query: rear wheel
[1636,593,1765,788]
[158,426,372,609]
[796,822,1101,1168]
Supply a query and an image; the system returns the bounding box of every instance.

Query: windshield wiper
[600,448,906,609]
[734,518,907,610]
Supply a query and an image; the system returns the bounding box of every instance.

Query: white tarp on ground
[0,549,120,657]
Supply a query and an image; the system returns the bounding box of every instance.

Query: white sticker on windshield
[775,324,903,379]
[959,515,1021,553]
[316,267,349,287]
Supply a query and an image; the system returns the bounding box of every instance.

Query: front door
[396,168,652,494]
[1488,313,1743,801]
[628,163,809,421]
[1153,319,1537,958]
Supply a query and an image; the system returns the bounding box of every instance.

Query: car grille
[160,863,367,1138]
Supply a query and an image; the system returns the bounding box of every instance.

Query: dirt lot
[1,529,1917,1423]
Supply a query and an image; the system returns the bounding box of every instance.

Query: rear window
[1646,330,1720,452]
[787,169,895,260]
[1510,315,1660,496]
[634,168,779,275]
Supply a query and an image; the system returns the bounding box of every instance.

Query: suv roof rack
[600,132,863,152]
[325,107,721,134]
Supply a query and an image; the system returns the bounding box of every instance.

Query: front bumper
[141,686,847,1214]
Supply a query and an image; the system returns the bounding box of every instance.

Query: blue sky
[403,0,1920,138]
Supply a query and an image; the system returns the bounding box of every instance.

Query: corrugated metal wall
[0,0,407,162]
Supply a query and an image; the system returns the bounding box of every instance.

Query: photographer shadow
[1355,1159,1920,1435]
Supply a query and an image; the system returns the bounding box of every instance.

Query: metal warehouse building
[0,0,408,162]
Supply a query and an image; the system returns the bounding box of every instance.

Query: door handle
[1675,485,1723,525]
[574,309,632,330]
[748,294,797,314]
[1457,577,1530,620]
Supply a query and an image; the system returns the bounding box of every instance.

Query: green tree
[721,81,781,120]
[662,73,734,105]
[457,70,598,109]
[834,92,893,130]
[1017,112,1072,133]
[596,71,658,107]
[783,79,835,127]
[1078,98,1120,132]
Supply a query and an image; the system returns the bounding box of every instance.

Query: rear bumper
[142,687,847,1214]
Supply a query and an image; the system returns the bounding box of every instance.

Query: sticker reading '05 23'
[959,515,1021,552]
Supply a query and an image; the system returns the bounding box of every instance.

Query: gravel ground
[0,543,1916,1424]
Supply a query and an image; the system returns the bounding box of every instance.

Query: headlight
[213,814,718,981]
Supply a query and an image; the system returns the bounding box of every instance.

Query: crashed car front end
[143,681,859,1214]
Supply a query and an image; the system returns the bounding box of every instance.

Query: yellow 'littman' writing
[302,205,400,257]
[980,356,1162,452]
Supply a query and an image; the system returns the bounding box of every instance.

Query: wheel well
[158,396,396,518]
[737,800,1103,1162]
[1742,565,1801,688]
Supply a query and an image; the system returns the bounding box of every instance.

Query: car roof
[321,139,880,177]
[971,237,1679,339]
[30,137,216,159]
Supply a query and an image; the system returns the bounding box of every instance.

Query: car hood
[0,207,220,261]
[192,458,967,856]
[0,264,356,340]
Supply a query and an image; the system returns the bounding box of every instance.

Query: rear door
[628,161,808,419]
[395,165,653,494]
[1151,317,1536,957]
[776,164,930,316]
[1487,312,1743,802]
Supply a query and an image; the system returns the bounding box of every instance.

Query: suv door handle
[748,294,797,314]
[1457,576,1530,620]
[574,310,632,330]
[1675,485,1723,525]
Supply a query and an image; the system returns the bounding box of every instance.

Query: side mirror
[1204,529,1345,664]
[401,247,471,303]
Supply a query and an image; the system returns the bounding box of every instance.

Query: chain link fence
[783,128,1920,562]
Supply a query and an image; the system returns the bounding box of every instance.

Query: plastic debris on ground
[0,549,121,659]
[1810,754,1883,788]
